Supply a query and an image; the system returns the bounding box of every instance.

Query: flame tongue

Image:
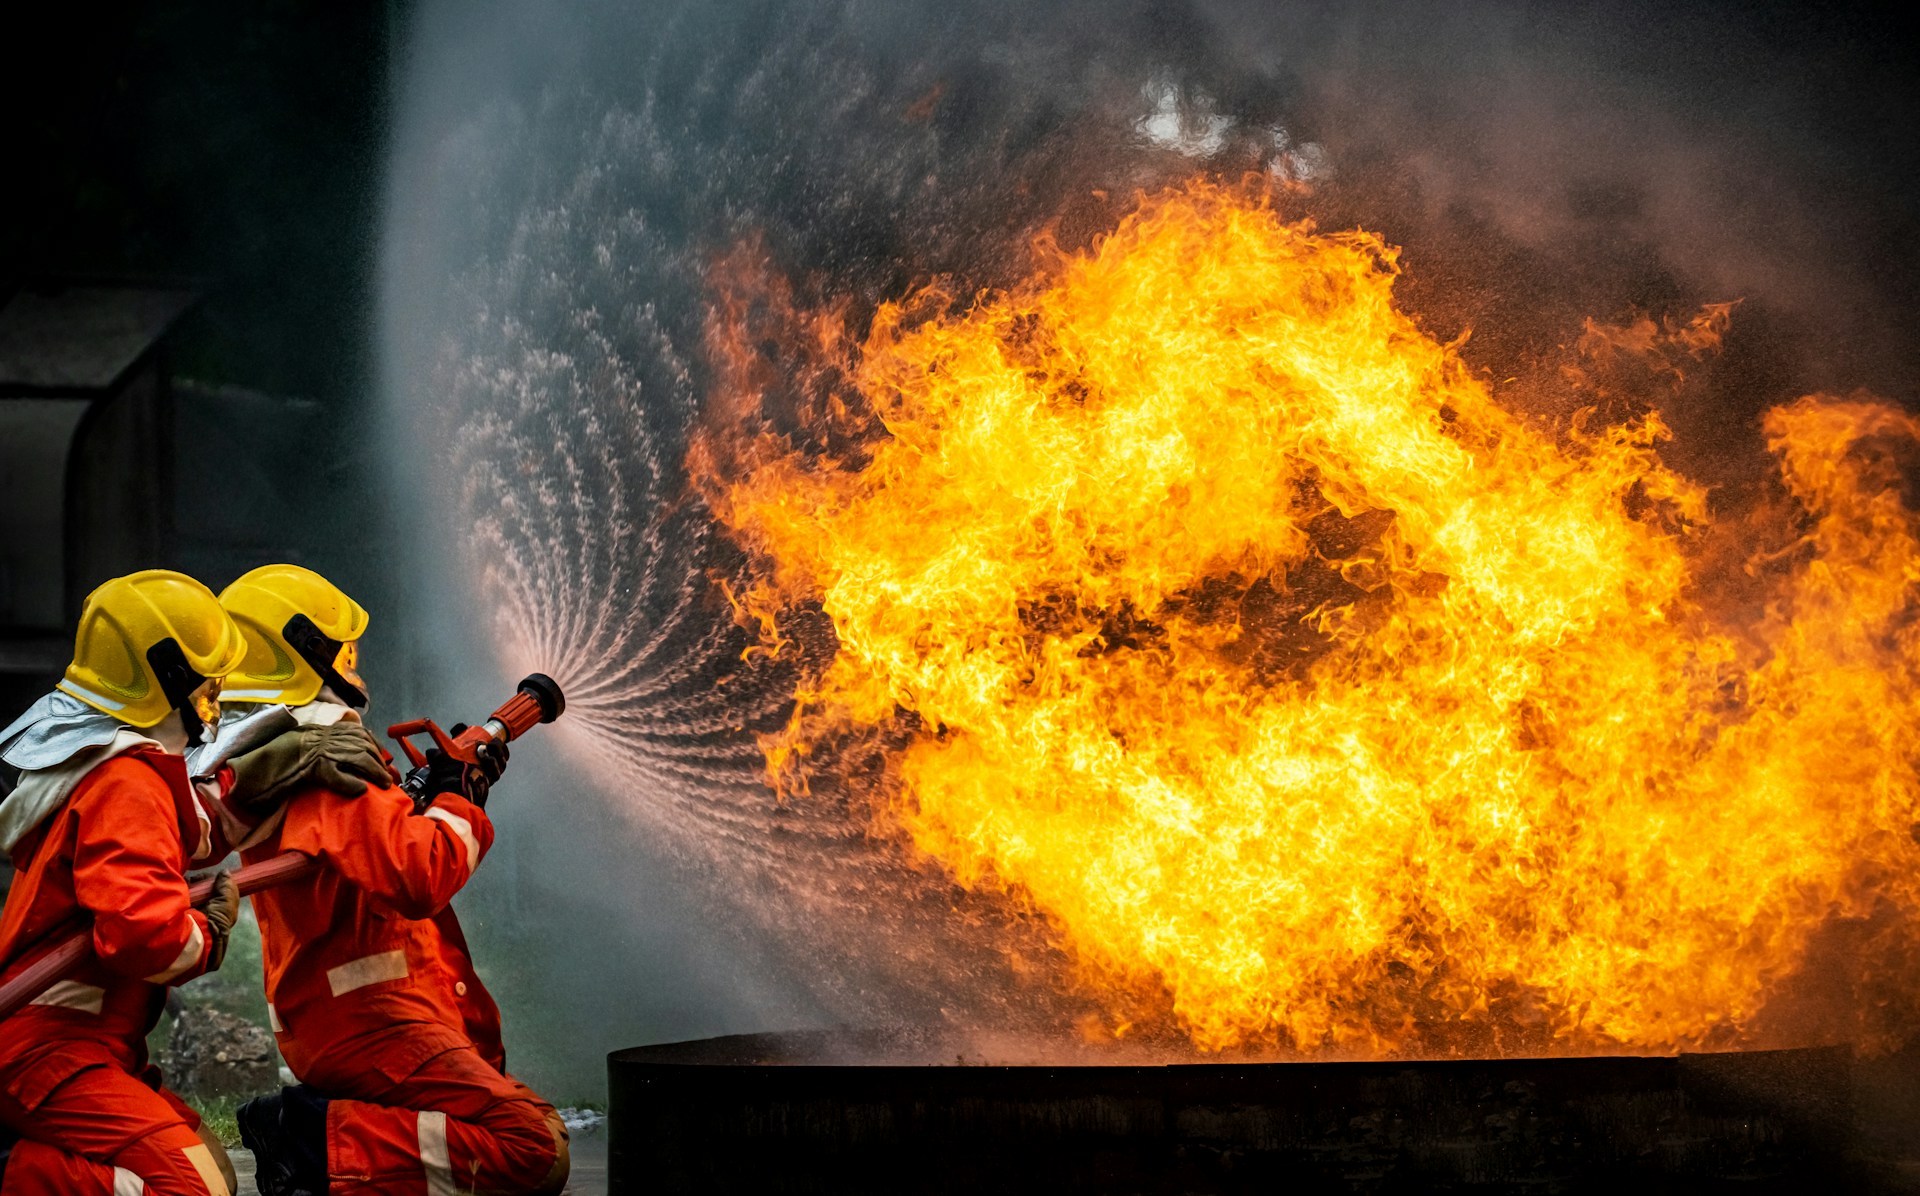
[701,179,1920,1055]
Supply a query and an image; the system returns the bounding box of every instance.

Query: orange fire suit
[0,750,232,1196]
[245,766,567,1195]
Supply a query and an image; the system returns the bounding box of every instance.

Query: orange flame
[695,179,1920,1055]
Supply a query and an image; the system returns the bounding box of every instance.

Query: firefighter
[0,570,390,1196]
[214,564,568,1196]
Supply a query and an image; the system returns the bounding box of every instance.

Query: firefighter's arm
[69,759,217,983]
[199,724,394,858]
[196,766,253,858]
[279,781,495,919]
[225,723,397,811]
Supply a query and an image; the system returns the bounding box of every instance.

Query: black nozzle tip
[519,672,565,723]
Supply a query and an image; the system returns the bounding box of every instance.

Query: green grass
[192,1094,245,1148]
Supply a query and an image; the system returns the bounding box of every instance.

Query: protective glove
[420,726,509,808]
[227,722,395,811]
[195,871,240,973]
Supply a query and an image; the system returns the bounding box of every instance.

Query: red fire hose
[0,850,318,1022]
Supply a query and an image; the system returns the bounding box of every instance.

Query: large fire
[693,179,1920,1056]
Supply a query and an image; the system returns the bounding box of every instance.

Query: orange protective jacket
[242,776,501,1080]
[0,750,220,1111]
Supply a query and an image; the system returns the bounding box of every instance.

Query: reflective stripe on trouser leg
[310,1042,563,1194]
[0,1141,129,1194]
[417,1111,455,1196]
[0,1146,220,1196]
[0,1052,225,1196]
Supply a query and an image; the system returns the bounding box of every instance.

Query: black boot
[239,1085,330,1196]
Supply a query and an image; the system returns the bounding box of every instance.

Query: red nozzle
[387,673,568,770]
[480,673,566,743]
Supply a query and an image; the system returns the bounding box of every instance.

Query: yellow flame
[698,179,1920,1055]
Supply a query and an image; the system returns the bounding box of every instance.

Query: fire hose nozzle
[476,673,565,744]
[521,672,566,723]
[387,673,568,805]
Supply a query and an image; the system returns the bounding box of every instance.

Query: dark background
[2,3,400,682]
[5,2,391,405]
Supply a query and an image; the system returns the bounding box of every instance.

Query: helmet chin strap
[146,638,210,747]
[281,614,369,710]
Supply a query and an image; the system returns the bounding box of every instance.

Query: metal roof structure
[0,280,197,711]
[0,282,197,394]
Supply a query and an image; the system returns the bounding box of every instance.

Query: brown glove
[227,722,395,811]
[195,871,240,972]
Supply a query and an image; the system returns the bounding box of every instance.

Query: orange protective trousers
[316,1030,567,1196]
[0,1048,225,1195]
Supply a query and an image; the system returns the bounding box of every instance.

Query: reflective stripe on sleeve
[267,1002,283,1032]
[418,1109,456,1196]
[422,806,480,872]
[182,1142,230,1196]
[326,949,409,996]
[144,919,207,983]
[30,979,105,1014]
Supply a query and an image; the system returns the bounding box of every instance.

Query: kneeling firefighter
[213,565,568,1196]
[0,570,390,1196]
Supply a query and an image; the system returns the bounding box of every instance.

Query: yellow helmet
[218,564,370,709]
[60,569,247,734]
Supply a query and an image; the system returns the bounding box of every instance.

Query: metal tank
[608,1029,1861,1194]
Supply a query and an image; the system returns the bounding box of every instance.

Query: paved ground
[229,1133,609,1194]
[566,1134,610,1194]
